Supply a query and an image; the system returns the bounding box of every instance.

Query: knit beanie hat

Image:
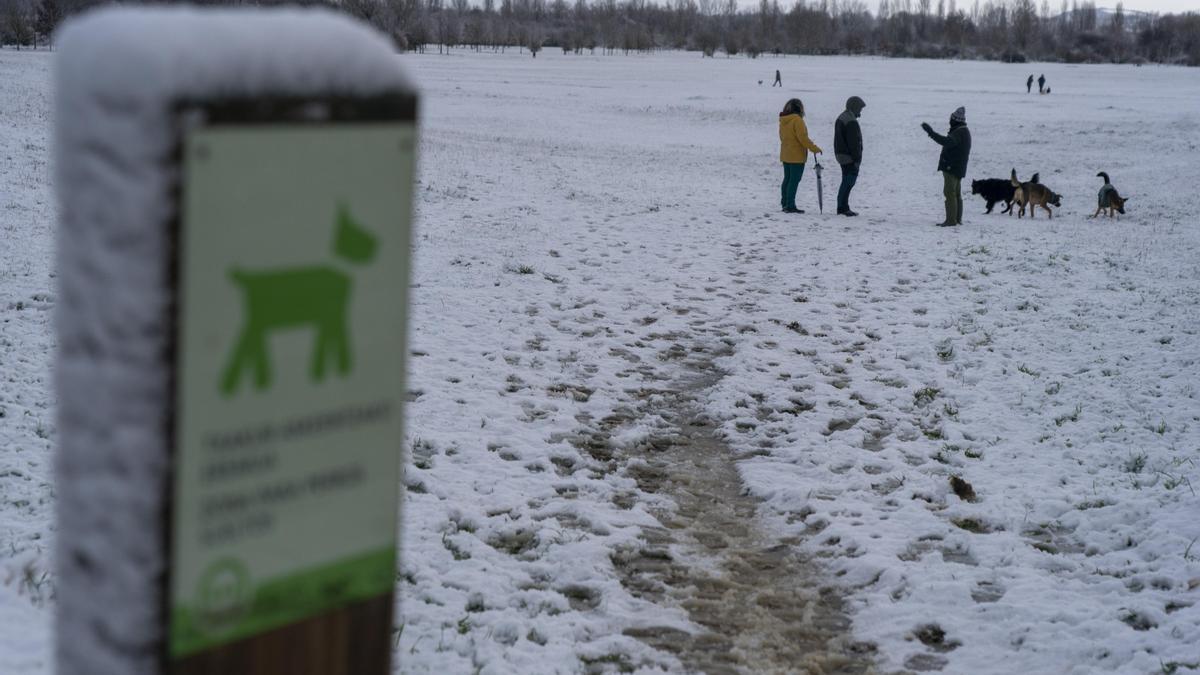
[951,106,966,124]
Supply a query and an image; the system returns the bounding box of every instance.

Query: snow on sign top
[56,7,411,104]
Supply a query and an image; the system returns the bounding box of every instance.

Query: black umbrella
[813,157,824,214]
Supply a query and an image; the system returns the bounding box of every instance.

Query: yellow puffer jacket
[779,113,822,164]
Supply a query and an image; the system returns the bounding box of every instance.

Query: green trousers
[942,171,963,225]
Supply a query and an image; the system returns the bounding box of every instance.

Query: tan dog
[1010,169,1061,219]
[1008,170,1036,217]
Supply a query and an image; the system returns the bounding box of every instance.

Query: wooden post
[54,10,416,675]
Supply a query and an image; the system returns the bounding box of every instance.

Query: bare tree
[33,0,60,47]
[1,0,35,49]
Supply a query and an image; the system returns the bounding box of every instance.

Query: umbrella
[813,157,824,214]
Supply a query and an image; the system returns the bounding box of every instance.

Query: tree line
[3,0,1199,65]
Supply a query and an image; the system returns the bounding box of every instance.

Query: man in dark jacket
[833,96,865,217]
[1026,74,1034,93]
[921,106,971,227]
[1038,74,1046,93]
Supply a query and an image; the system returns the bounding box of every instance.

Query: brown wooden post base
[170,594,393,675]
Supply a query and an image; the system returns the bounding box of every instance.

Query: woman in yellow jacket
[779,98,823,213]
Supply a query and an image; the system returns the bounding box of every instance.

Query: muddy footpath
[587,340,878,675]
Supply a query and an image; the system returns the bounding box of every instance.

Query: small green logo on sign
[194,557,252,635]
[220,205,378,396]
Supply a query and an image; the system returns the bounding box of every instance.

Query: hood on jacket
[845,96,866,118]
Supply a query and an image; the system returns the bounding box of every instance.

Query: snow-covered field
[3,46,1200,674]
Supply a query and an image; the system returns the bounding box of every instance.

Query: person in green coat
[921,106,971,227]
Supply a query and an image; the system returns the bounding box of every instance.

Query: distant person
[1038,74,1046,93]
[1026,74,1034,93]
[773,69,782,87]
[833,96,865,217]
[920,106,971,227]
[778,98,823,214]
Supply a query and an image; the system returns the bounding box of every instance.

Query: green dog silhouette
[220,205,378,397]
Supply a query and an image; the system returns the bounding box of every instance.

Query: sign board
[168,100,415,672]
[54,11,416,675]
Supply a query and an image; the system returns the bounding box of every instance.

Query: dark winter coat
[834,110,863,167]
[924,121,971,179]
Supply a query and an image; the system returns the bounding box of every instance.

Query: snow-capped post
[54,8,416,675]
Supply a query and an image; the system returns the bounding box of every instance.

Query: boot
[936,199,958,227]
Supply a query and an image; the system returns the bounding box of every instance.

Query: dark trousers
[780,162,804,210]
[942,171,963,224]
[837,163,859,213]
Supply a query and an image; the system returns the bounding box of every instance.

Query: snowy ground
[3,47,1200,674]
[0,48,55,675]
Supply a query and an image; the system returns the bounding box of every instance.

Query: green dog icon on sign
[220,204,377,396]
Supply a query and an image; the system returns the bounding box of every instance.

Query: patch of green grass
[580,654,635,673]
[1124,452,1147,474]
[914,387,940,407]
[952,518,988,533]
[1120,610,1156,631]
[442,533,471,560]
[935,341,955,362]
[1054,404,1082,427]
[1159,471,1194,494]
[1017,363,1040,377]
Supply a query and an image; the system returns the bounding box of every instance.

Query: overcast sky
[747,0,1199,14]
[1131,0,1199,10]
[1032,0,1197,12]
